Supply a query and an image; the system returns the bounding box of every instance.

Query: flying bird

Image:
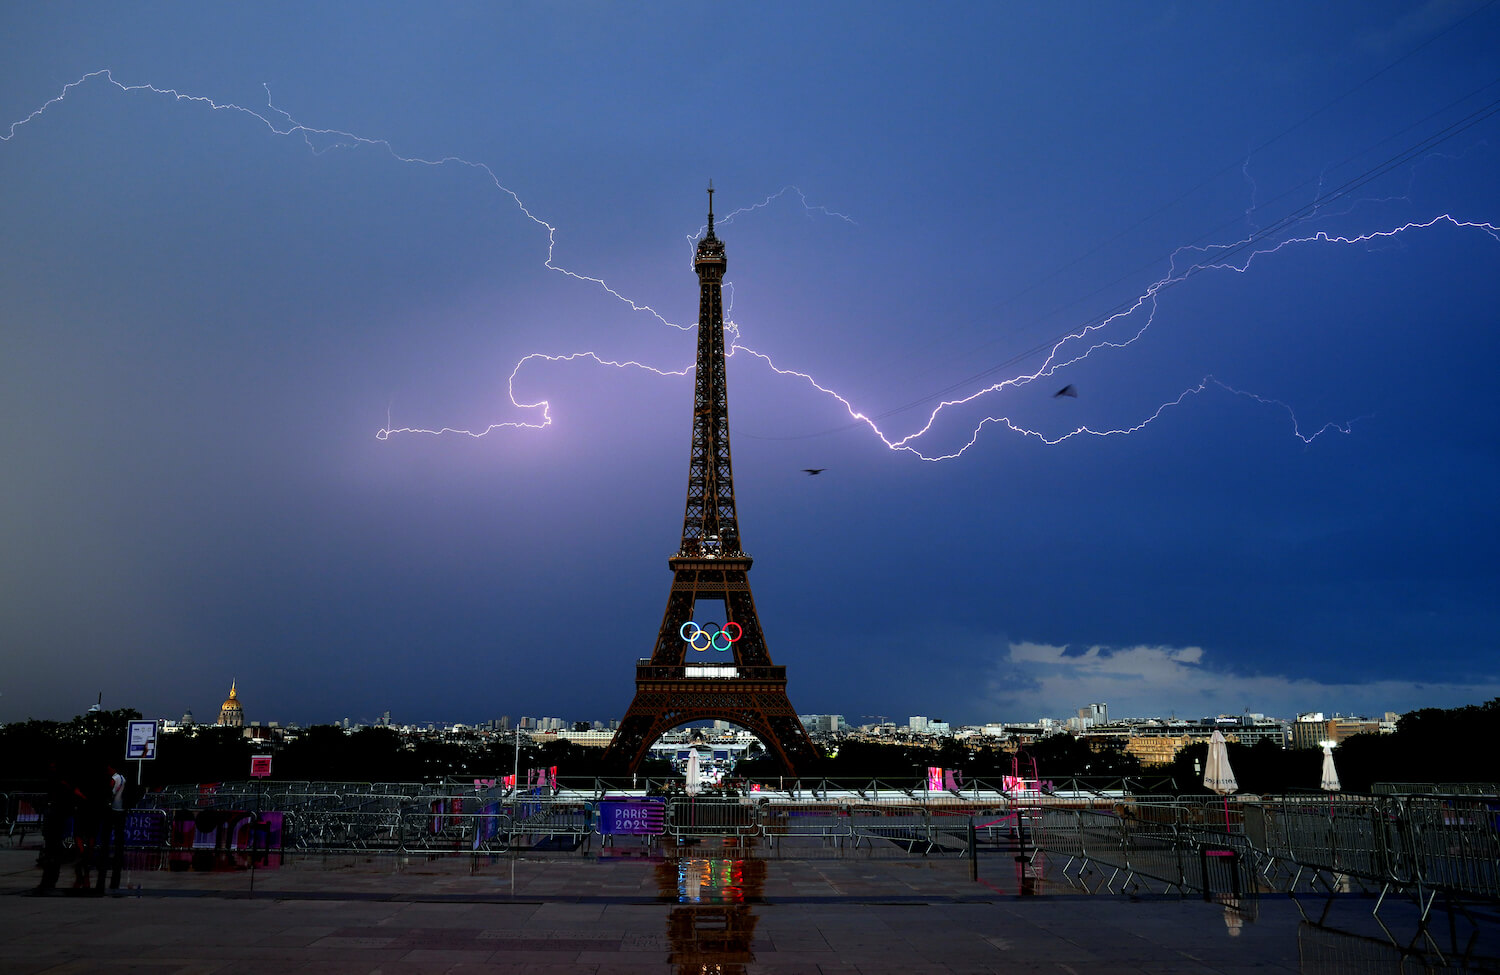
[1053,384,1077,398]
[802,468,826,476]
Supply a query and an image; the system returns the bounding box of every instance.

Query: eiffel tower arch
[602,188,819,775]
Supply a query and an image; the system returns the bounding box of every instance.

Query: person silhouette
[34,762,73,893]
[97,764,129,891]
[71,764,106,893]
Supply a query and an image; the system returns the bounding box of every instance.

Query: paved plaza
[1,845,1492,973]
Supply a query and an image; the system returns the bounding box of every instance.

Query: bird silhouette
[1053,384,1077,398]
[802,468,826,475]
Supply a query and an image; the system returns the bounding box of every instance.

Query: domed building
[217,681,244,728]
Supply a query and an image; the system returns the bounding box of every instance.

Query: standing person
[70,765,105,892]
[98,765,128,891]
[35,762,73,893]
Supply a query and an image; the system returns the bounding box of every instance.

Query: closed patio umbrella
[1204,730,1237,829]
[684,750,701,830]
[1320,742,1341,792]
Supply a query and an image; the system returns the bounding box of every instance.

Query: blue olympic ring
[679,620,742,653]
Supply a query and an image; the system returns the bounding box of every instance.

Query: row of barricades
[1031,803,1260,898]
[1028,794,1500,919]
[58,797,1054,857]
[92,803,596,857]
[661,799,1010,852]
[11,788,1496,914]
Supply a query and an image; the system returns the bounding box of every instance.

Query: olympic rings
[679,620,743,653]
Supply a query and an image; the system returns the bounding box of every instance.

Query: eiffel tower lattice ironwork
[603,187,819,775]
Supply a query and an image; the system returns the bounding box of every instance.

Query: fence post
[968,816,978,881]
[1172,821,1185,891]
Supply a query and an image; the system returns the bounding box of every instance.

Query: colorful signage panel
[598,799,665,835]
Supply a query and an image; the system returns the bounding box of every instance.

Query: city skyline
[55,676,1429,736]
[3,4,1498,726]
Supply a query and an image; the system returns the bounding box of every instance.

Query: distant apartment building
[1291,712,1398,749]
[908,716,930,734]
[799,714,848,735]
[1123,735,1191,767]
[1075,703,1108,727]
[1084,713,1289,766]
[556,728,615,747]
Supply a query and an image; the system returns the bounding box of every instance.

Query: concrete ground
[0,844,1490,973]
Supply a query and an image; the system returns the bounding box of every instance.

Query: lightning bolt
[3,69,681,330]
[375,352,689,440]
[7,71,1497,461]
[733,213,1497,461]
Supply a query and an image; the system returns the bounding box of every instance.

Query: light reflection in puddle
[658,848,765,975]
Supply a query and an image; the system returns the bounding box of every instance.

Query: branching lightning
[2,69,680,330]
[7,71,1497,460]
[374,352,689,440]
[742,212,1496,462]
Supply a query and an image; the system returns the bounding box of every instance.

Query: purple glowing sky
[2,2,1498,727]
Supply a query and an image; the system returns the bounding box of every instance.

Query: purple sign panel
[124,810,169,847]
[599,799,665,835]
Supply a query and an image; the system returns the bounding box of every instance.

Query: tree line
[4,699,1497,794]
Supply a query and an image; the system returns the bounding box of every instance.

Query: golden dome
[218,680,245,728]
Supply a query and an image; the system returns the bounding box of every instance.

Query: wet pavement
[1,841,1493,973]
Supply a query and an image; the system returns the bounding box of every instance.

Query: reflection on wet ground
[4,842,1497,972]
[658,842,766,975]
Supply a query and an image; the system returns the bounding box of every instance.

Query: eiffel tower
[603,187,819,775]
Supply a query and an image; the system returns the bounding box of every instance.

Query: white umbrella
[1203,730,1237,829]
[1320,742,1341,792]
[1203,730,1238,793]
[685,750,701,797]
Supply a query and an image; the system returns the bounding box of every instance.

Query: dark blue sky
[3,2,1497,727]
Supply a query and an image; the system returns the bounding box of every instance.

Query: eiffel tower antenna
[603,190,819,775]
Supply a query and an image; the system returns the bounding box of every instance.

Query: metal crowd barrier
[926,805,997,856]
[5,792,44,846]
[1374,782,1499,797]
[1053,808,1133,893]
[1028,792,1500,922]
[1398,795,1500,914]
[510,798,593,847]
[849,803,934,851]
[91,781,1500,921]
[1253,796,1393,893]
[666,798,757,838]
[283,810,406,853]
[758,801,850,844]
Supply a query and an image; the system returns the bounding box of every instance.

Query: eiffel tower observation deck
[602,188,819,775]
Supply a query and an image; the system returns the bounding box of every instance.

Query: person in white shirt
[99,765,129,892]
